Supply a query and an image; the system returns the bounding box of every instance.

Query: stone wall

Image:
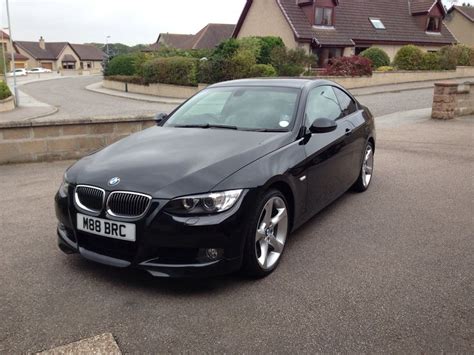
[432,82,474,120]
[103,80,208,99]
[0,117,155,164]
[316,66,474,89]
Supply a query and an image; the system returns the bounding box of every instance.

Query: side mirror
[309,118,337,134]
[154,112,168,126]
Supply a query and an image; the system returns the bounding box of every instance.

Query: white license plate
[76,213,136,242]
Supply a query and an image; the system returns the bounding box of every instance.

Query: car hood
[67,127,292,199]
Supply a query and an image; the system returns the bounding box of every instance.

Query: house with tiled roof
[14,37,104,72]
[233,0,457,66]
[445,5,474,46]
[0,30,29,71]
[146,23,236,51]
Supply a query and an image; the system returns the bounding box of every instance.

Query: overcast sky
[0,0,472,45]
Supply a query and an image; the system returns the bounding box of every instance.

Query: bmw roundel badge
[108,177,121,186]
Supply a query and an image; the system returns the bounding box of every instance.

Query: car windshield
[163,86,300,131]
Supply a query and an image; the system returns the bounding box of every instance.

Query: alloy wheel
[255,196,288,270]
[362,144,374,188]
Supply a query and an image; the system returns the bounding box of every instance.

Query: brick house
[14,37,104,72]
[146,23,236,51]
[444,6,474,46]
[233,0,457,66]
[0,30,29,70]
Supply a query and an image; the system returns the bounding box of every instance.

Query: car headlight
[165,190,243,215]
[59,172,70,196]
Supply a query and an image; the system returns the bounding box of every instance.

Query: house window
[315,7,333,26]
[426,17,440,32]
[369,18,385,30]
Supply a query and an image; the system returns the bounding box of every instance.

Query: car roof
[209,78,339,90]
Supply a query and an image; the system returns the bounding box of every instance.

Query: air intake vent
[106,191,152,219]
[75,185,105,214]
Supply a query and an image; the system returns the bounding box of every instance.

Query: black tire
[242,189,290,278]
[352,141,374,192]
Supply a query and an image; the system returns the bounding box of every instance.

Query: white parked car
[7,68,28,77]
[27,67,52,74]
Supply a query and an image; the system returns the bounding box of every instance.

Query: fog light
[206,248,219,260]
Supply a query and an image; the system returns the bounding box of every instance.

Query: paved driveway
[19,76,176,120]
[0,115,472,353]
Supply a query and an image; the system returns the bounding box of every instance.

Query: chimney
[39,36,45,50]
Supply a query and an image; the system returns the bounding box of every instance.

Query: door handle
[345,128,353,136]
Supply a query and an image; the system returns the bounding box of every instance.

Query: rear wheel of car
[242,189,289,277]
[353,141,374,192]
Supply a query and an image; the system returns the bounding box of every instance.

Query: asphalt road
[19,76,176,120]
[18,75,439,119]
[1,115,473,353]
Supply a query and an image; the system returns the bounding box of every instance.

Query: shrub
[270,47,315,76]
[360,47,390,68]
[143,56,198,86]
[421,52,441,70]
[105,52,148,76]
[393,45,424,70]
[376,66,395,72]
[248,64,277,77]
[324,56,372,77]
[0,80,12,100]
[256,36,285,64]
[439,45,474,69]
[105,75,145,85]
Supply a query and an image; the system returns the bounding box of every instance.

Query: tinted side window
[333,87,357,116]
[305,86,342,125]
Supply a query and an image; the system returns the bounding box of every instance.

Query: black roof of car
[210,78,339,90]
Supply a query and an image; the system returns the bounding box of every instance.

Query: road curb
[85,82,184,105]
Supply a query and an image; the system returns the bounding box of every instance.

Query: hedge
[249,64,277,77]
[393,45,425,70]
[421,52,441,70]
[143,56,198,86]
[105,75,145,85]
[105,52,148,76]
[0,80,12,100]
[360,47,390,68]
[439,45,474,70]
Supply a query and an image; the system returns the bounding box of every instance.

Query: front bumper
[55,188,256,278]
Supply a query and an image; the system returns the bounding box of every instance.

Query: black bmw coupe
[55,79,375,278]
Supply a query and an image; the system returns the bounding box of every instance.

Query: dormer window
[369,18,385,30]
[315,7,334,26]
[426,17,440,32]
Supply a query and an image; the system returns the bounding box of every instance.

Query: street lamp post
[106,35,111,58]
[5,0,19,106]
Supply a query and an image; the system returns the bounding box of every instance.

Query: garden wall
[103,80,208,99]
[0,96,15,112]
[0,117,155,164]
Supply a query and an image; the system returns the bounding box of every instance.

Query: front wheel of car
[242,189,289,278]
[353,141,374,192]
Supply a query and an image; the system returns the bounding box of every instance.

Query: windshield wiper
[245,128,288,132]
[174,124,238,130]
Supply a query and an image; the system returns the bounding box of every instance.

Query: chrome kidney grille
[106,191,152,219]
[74,185,105,215]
